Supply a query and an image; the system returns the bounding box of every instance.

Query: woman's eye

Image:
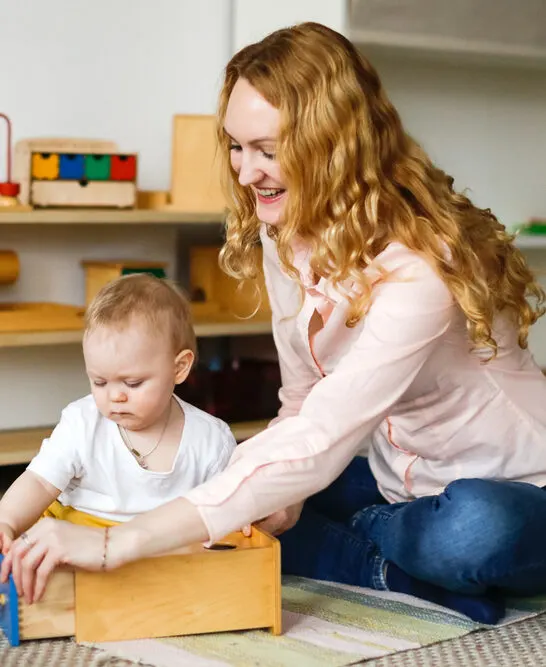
[229,143,242,152]
[262,151,276,160]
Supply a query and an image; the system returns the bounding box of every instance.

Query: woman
[5,22,546,624]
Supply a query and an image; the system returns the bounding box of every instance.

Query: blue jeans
[279,456,546,596]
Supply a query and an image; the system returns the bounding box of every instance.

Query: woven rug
[84,576,546,667]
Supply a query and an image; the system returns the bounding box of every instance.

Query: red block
[110,155,137,181]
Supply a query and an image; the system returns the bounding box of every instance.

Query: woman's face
[224,78,286,226]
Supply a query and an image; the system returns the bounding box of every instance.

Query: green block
[85,154,111,180]
[121,267,167,279]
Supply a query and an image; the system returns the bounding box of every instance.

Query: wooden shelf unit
[0,207,274,466]
[0,420,269,467]
[0,209,225,225]
[0,315,272,349]
[515,235,546,250]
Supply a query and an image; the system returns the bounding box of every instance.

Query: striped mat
[90,577,546,667]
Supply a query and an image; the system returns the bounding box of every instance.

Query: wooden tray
[0,303,85,333]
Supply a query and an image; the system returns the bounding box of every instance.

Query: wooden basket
[0,527,281,645]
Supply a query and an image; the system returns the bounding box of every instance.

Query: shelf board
[349,30,546,70]
[515,235,546,250]
[0,316,272,349]
[230,419,268,442]
[0,208,225,225]
[193,314,272,337]
[0,329,83,348]
[0,419,268,466]
[0,426,52,466]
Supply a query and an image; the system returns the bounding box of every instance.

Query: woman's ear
[174,349,195,384]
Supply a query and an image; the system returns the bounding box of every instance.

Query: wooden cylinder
[0,250,19,284]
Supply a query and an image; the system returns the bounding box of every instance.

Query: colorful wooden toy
[0,114,30,211]
[81,260,168,306]
[0,527,281,645]
[14,139,138,208]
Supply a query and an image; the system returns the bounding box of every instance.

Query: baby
[0,273,236,551]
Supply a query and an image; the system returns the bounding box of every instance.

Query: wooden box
[169,115,226,214]
[0,528,281,645]
[190,246,271,320]
[14,139,138,208]
[82,260,168,306]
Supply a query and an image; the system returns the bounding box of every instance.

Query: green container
[84,154,111,180]
[121,267,167,279]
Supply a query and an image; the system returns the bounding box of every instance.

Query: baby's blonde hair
[218,22,544,358]
[85,273,196,356]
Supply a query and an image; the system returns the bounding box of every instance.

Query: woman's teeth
[257,188,284,198]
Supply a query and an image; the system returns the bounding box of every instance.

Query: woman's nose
[238,152,262,187]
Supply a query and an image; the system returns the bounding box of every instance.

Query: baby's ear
[174,349,194,384]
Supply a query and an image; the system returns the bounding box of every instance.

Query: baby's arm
[0,470,60,553]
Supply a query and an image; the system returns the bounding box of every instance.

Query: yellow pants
[43,499,120,529]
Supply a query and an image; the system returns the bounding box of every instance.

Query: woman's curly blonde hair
[217,22,544,356]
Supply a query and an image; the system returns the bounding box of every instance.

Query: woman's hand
[0,518,110,604]
[244,501,304,537]
[258,500,304,535]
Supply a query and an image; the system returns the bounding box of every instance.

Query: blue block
[0,555,19,646]
[59,153,85,180]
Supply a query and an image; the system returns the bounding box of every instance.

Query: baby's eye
[125,381,143,388]
[93,380,106,387]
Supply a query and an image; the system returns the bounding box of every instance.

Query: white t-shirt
[27,394,236,523]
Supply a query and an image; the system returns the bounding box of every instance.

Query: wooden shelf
[349,30,546,70]
[0,316,272,349]
[0,426,52,466]
[230,419,268,442]
[515,235,546,250]
[0,329,83,348]
[193,314,272,338]
[0,209,225,225]
[0,419,268,466]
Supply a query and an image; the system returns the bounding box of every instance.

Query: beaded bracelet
[101,526,110,571]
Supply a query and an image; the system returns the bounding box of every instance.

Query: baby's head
[83,273,196,431]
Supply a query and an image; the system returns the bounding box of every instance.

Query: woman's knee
[440,478,530,554]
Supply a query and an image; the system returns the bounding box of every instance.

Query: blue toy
[0,555,20,646]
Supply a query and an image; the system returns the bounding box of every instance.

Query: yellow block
[31,153,59,180]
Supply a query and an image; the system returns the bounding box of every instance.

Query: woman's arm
[185,245,455,540]
[9,245,455,605]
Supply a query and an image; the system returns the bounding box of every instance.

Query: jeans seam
[371,551,388,590]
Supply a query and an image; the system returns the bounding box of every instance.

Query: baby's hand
[0,523,14,555]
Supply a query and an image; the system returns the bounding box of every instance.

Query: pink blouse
[185,226,546,542]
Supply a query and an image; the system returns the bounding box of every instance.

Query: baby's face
[83,319,177,431]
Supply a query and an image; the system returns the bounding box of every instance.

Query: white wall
[0,0,231,429]
[0,1,544,431]
[371,55,546,364]
[232,0,347,52]
[1,0,231,190]
[372,56,546,228]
